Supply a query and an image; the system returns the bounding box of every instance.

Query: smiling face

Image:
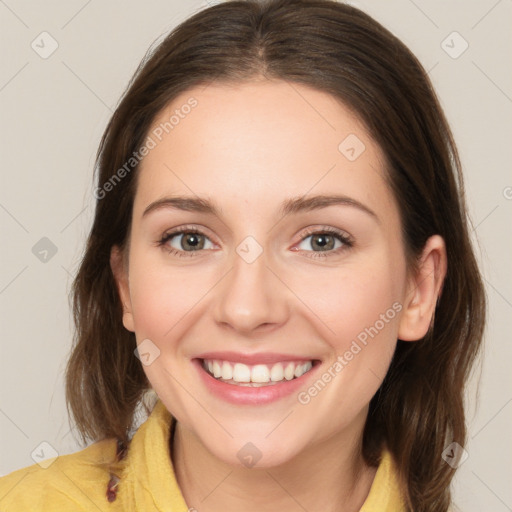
[110,79,441,468]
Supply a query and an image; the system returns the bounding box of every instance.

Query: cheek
[289,248,405,381]
[128,253,207,341]
[299,267,400,340]
[291,262,403,418]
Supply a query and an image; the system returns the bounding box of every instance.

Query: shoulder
[0,437,120,511]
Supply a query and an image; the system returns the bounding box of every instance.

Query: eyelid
[294,225,353,245]
[160,224,218,242]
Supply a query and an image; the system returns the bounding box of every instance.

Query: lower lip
[193,359,321,405]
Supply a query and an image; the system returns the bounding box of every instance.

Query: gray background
[1,0,511,510]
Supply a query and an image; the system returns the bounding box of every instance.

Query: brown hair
[65,0,486,510]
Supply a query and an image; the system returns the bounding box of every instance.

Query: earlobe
[110,245,135,333]
[397,235,447,342]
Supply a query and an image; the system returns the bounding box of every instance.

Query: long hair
[64,1,486,510]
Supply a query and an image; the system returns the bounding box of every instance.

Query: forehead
[134,79,394,220]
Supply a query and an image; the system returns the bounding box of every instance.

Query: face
[111,79,437,468]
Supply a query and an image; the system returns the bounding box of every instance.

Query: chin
[200,432,306,470]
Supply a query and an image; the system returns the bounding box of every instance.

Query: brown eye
[308,234,337,251]
[172,232,207,251]
[295,227,353,259]
[158,227,215,257]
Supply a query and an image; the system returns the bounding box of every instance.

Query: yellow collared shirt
[0,399,406,511]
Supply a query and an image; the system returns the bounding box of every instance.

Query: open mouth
[199,358,321,387]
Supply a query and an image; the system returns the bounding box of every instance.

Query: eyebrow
[142,194,379,223]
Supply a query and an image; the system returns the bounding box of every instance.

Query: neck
[171,414,378,512]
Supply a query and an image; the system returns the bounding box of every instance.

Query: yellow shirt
[0,399,406,511]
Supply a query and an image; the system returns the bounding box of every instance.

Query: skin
[111,78,447,512]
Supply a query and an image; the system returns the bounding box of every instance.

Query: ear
[398,234,447,342]
[110,245,135,333]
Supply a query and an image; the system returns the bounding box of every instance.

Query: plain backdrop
[1,1,511,510]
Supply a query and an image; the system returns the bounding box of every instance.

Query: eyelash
[157,225,354,259]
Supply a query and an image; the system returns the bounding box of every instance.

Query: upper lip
[194,351,320,365]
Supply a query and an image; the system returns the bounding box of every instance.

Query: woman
[0,0,485,510]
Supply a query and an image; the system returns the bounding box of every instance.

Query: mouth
[198,358,321,387]
[192,351,323,405]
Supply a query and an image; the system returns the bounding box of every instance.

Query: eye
[295,227,353,259]
[158,227,215,257]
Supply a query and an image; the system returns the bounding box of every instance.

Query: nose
[212,247,290,335]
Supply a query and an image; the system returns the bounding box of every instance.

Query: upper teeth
[203,359,313,383]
